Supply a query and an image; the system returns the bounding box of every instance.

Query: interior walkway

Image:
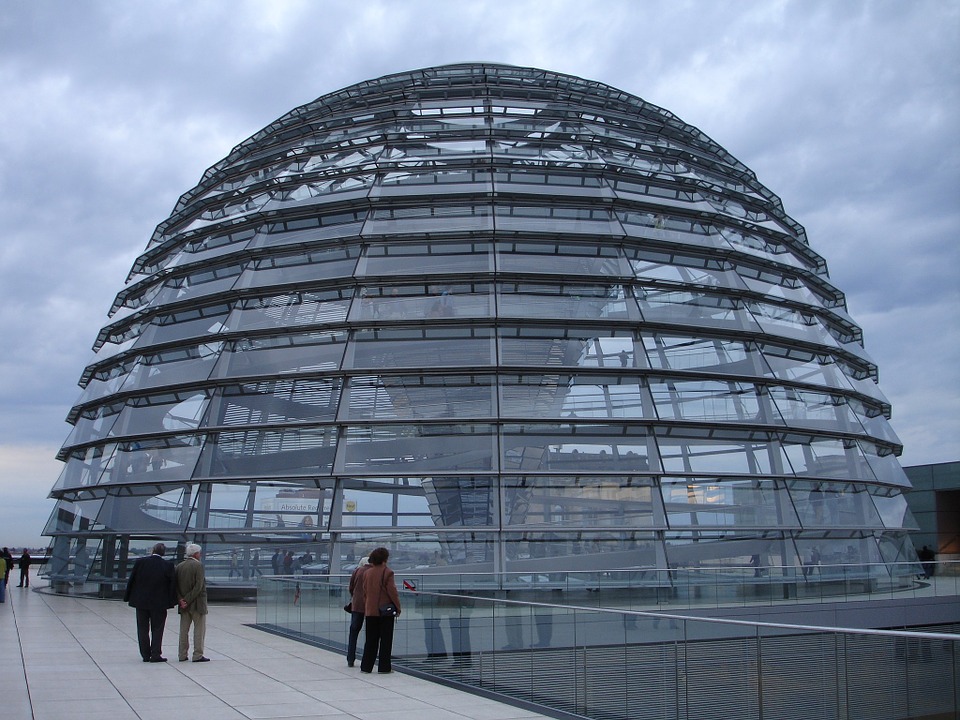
[0,570,553,720]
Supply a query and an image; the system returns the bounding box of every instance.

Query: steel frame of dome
[44,63,918,593]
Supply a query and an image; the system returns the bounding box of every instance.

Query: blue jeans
[347,611,364,665]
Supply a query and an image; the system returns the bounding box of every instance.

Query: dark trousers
[361,615,395,673]
[135,607,168,660]
[19,568,28,587]
[346,611,365,665]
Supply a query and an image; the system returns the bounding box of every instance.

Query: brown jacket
[362,563,400,617]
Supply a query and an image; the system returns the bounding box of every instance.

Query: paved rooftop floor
[1,571,553,720]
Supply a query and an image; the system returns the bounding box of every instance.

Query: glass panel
[53,445,114,490]
[94,487,187,533]
[793,532,884,575]
[628,251,743,290]
[637,287,761,332]
[132,303,232,349]
[496,241,630,277]
[226,290,350,331]
[780,437,877,480]
[759,345,855,391]
[617,209,727,252]
[348,328,494,369]
[360,241,493,276]
[185,483,330,533]
[364,204,493,234]
[43,498,106,535]
[860,444,911,487]
[749,301,840,347]
[868,487,919,530]
[501,373,650,419]
[339,423,496,473]
[341,375,495,421]
[198,427,337,478]
[654,431,784,475]
[494,203,617,235]
[236,245,359,290]
[150,263,244,306]
[349,282,493,322]
[126,345,221,390]
[498,282,638,321]
[337,481,436,529]
[216,379,341,425]
[249,219,366,251]
[788,480,883,528]
[767,388,865,433]
[661,477,798,529]
[140,487,188,527]
[848,398,901,445]
[99,435,204,485]
[423,476,496,528]
[502,424,652,473]
[500,326,638,369]
[649,378,768,423]
[500,530,659,573]
[737,270,826,307]
[212,332,346,379]
[664,531,794,572]
[61,404,122,449]
[502,476,658,528]
[641,334,767,376]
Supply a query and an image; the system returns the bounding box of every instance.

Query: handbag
[343,602,352,613]
[377,568,399,617]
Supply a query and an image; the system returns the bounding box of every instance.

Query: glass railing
[257,572,959,720]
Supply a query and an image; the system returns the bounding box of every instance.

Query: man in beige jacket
[175,543,209,662]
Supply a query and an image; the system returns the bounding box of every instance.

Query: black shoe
[179,658,188,662]
[193,657,210,662]
[360,669,372,674]
[148,657,168,663]
[378,669,392,674]
[142,658,150,662]
[347,661,354,667]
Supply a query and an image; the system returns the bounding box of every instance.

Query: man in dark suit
[124,542,177,662]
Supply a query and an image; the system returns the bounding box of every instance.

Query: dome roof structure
[45,63,917,593]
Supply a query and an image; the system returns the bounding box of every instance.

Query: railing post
[756,624,763,720]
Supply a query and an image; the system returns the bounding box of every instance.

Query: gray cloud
[0,0,957,546]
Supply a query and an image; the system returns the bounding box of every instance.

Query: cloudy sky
[1,0,957,548]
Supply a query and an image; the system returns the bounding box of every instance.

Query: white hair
[185,543,202,557]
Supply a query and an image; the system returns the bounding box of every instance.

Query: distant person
[251,549,263,577]
[124,543,177,662]
[1,547,13,588]
[0,552,6,604]
[918,545,936,579]
[175,543,210,663]
[228,549,239,579]
[271,549,282,575]
[18,549,31,587]
[283,550,294,575]
[360,546,401,674]
[346,556,370,667]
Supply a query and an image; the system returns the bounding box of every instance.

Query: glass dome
[44,63,917,593]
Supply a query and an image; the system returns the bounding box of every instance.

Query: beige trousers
[178,609,207,661]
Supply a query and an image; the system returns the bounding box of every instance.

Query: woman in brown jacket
[345,556,369,667]
[360,547,401,673]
